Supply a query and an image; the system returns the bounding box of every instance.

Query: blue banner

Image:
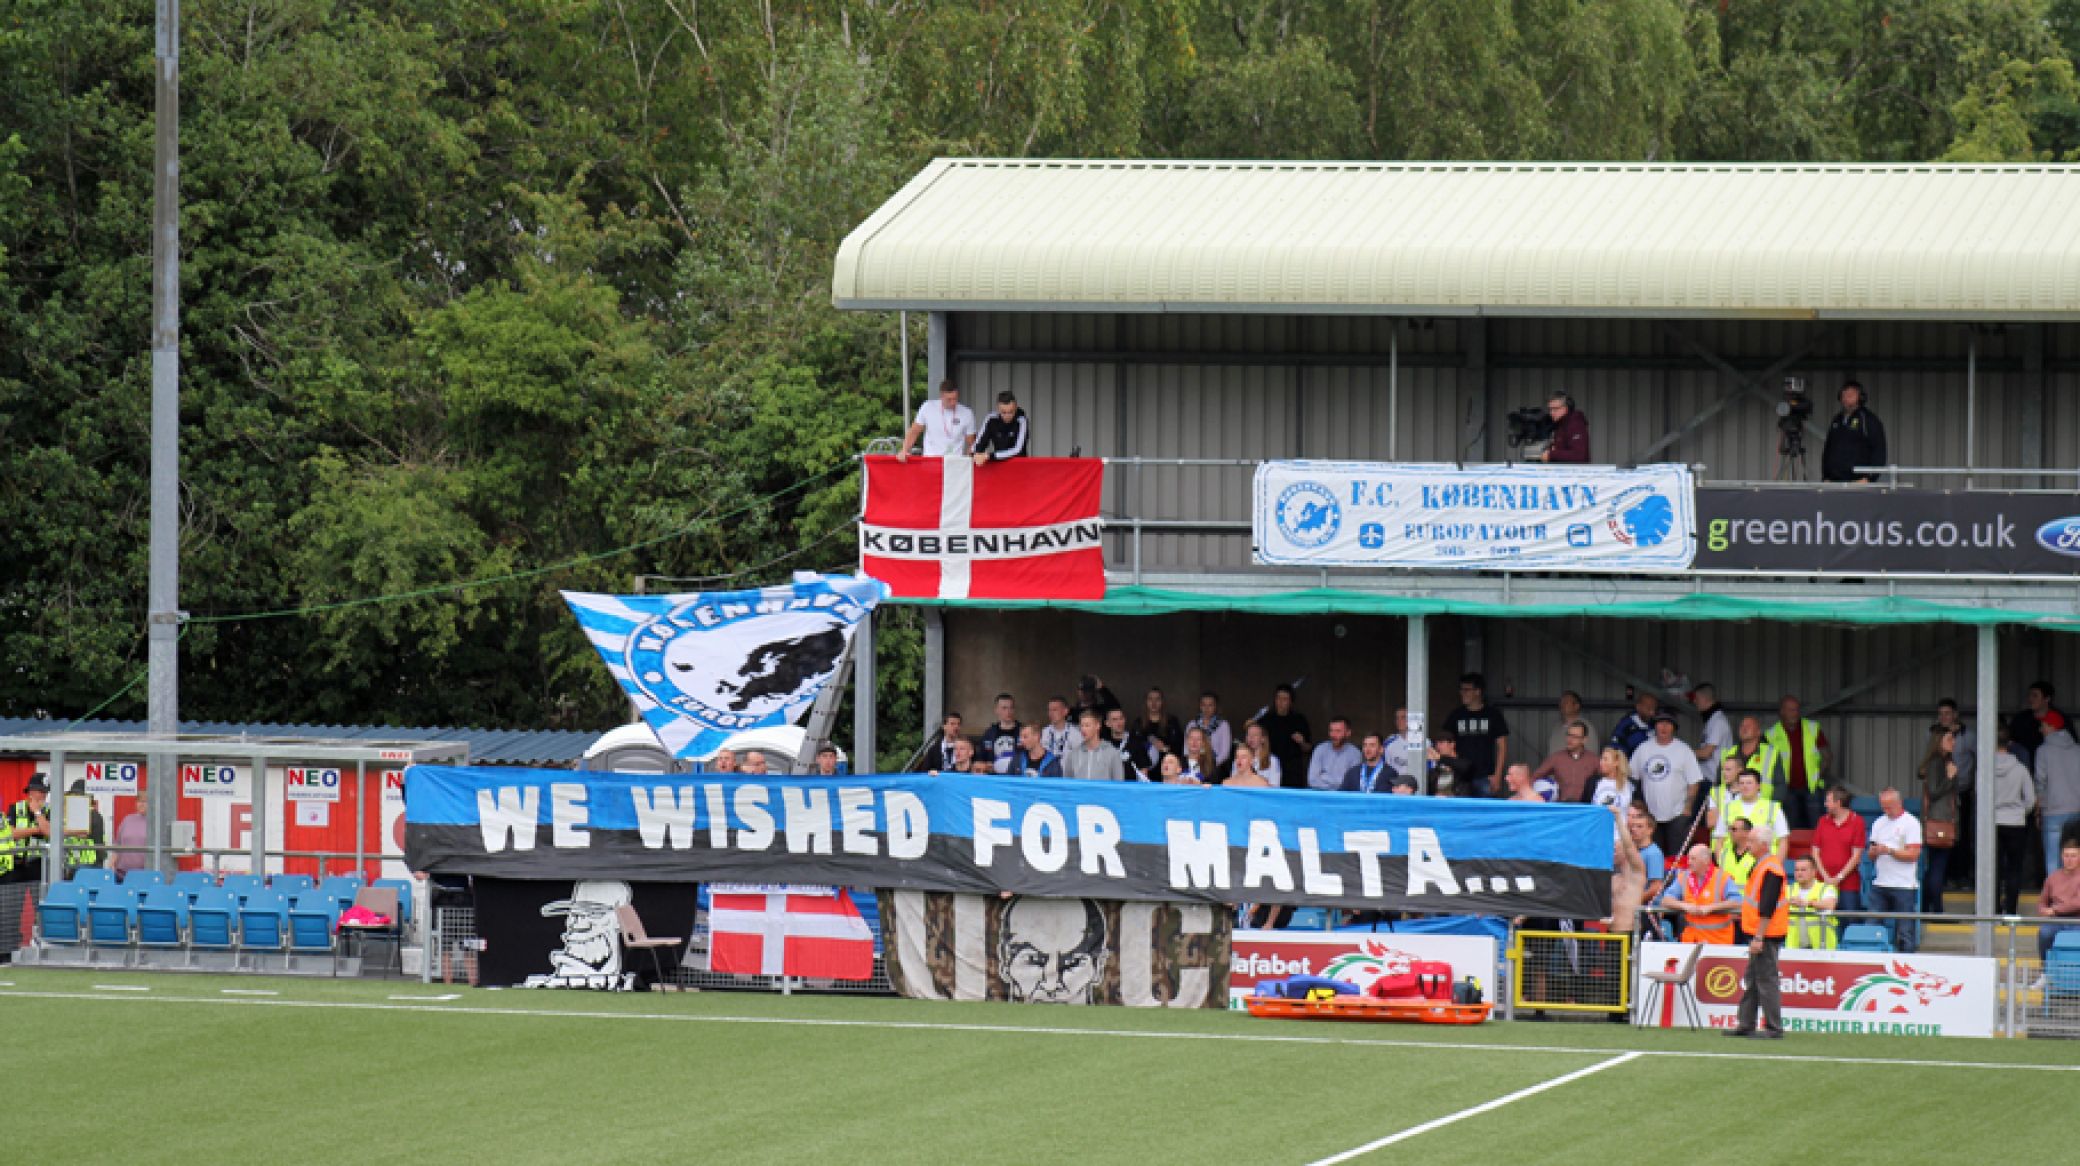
[406,767,1615,918]
[1254,461,1696,572]
[562,575,885,761]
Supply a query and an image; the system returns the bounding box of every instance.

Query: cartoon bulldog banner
[1253,461,1697,572]
[472,877,698,990]
[880,892,1229,1007]
[562,575,885,761]
[405,767,1614,918]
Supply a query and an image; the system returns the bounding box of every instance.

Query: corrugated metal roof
[832,160,2080,319]
[0,718,599,766]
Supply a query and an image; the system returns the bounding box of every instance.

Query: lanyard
[1359,762,1385,794]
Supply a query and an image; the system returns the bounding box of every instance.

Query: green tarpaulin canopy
[896,586,2080,630]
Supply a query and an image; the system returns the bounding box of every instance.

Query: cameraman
[1821,380,1887,483]
[1541,393,1590,464]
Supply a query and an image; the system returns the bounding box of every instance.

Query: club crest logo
[624,592,866,732]
[1605,485,1677,548]
[1320,938,1419,987]
[1839,960,1963,1013]
[1275,481,1341,548]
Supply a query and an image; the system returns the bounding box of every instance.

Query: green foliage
[4,0,2078,752]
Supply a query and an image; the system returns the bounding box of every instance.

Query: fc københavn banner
[404,767,1614,918]
[562,575,885,761]
[1254,461,1696,572]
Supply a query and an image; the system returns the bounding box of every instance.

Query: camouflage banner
[880,891,1230,1007]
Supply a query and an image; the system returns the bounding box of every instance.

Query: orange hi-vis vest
[1677,867,1736,945]
[1741,853,1791,940]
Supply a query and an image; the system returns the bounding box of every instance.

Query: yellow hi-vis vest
[1720,796,1785,854]
[1720,743,1784,803]
[1786,881,1838,949]
[1720,846,1758,890]
[1764,720,1824,790]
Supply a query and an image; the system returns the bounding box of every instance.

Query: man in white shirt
[1631,713,1705,858]
[897,380,976,460]
[1382,707,1415,779]
[1867,786,1925,953]
[1691,683,1734,766]
[1188,692,1233,766]
[1306,716,1359,791]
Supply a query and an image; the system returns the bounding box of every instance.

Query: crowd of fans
[878,671,2080,950]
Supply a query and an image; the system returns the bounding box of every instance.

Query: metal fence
[1508,928,1631,1016]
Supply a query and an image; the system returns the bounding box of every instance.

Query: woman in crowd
[1181,725,1225,783]
[1590,748,1634,817]
[1224,745,1272,788]
[1241,721,1283,786]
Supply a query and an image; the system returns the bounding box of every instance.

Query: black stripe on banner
[408,824,1612,918]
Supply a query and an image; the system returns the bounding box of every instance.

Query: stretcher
[1241,994,1493,1025]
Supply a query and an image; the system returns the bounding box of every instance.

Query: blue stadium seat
[136,889,189,951]
[37,883,90,946]
[1284,907,1333,931]
[1839,924,1893,953]
[87,887,138,949]
[238,891,291,959]
[122,869,167,891]
[271,874,315,897]
[318,875,365,903]
[287,895,338,962]
[71,867,118,900]
[172,871,217,901]
[221,874,266,905]
[373,879,415,925]
[188,888,238,955]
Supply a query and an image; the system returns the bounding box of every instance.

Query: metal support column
[354,758,367,881]
[44,750,68,887]
[854,610,877,773]
[147,0,184,877]
[899,310,911,422]
[928,311,949,395]
[923,608,946,751]
[250,754,269,876]
[1406,615,1429,795]
[1965,331,1978,489]
[1387,322,1399,460]
[1974,626,1998,957]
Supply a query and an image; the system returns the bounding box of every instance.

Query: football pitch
[4,968,2075,1165]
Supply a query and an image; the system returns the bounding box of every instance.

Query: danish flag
[708,888,876,979]
[860,455,1105,600]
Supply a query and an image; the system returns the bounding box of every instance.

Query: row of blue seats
[62,869,411,922]
[40,885,396,955]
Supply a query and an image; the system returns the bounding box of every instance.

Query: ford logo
[2035,518,2080,556]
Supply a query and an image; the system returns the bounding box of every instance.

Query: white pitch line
[221,989,278,997]
[1305,1052,1642,1165]
[388,994,460,1002]
[91,984,150,992]
[0,989,2075,1074]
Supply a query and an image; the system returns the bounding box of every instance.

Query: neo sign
[83,760,143,797]
[181,763,246,800]
[285,766,344,803]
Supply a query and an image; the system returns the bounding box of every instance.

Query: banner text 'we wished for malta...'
[405,768,1614,918]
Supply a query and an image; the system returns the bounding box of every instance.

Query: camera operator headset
[1540,391,1590,464]
[1820,378,1887,484]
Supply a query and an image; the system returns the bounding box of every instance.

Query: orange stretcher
[1242,994,1493,1025]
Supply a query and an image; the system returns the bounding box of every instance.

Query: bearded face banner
[472,878,699,990]
[562,576,886,762]
[880,892,1230,1007]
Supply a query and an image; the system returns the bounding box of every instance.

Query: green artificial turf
[1,967,2073,1164]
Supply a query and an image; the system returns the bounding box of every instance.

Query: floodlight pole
[147,0,182,872]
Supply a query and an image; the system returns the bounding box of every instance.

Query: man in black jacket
[973,391,1031,463]
[1820,380,1887,483]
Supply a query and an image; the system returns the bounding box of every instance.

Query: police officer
[3,774,53,885]
[62,780,105,870]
